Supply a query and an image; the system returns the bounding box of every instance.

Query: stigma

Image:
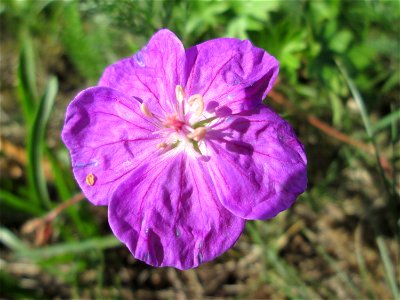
[164,114,185,131]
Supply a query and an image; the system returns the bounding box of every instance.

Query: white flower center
[140,85,214,157]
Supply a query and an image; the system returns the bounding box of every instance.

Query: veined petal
[98,29,186,115]
[108,152,245,270]
[61,87,162,205]
[185,38,279,116]
[205,105,307,220]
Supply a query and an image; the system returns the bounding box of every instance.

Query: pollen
[188,94,204,116]
[140,103,153,118]
[85,173,96,186]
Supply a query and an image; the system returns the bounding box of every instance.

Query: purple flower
[62,29,307,270]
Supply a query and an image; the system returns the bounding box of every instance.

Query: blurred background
[0,0,399,299]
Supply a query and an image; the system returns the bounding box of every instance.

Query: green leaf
[226,18,249,39]
[329,30,353,53]
[27,76,58,209]
[329,92,344,127]
[231,1,279,19]
[61,1,105,80]
[348,44,376,70]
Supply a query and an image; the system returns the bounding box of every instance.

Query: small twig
[269,89,393,178]
[21,193,85,246]
[43,193,85,223]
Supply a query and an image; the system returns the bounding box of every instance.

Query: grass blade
[15,235,120,260]
[376,236,399,299]
[372,109,400,134]
[336,59,393,199]
[46,149,73,201]
[303,228,365,298]
[17,35,38,124]
[354,224,376,299]
[0,227,28,252]
[0,190,43,216]
[27,76,58,209]
[247,222,319,299]
[390,103,398,205]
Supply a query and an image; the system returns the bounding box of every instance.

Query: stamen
[140,103,153,118]
[175,85,185,103]
[187,127,207,142]
[156,142,167,149]
[188,94,204,116]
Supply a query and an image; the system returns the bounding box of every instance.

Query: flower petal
[185,38,278,116]
[108,152,245,270]
[205,105,307,220]
[98,29,186,115]
[62,87,162,205]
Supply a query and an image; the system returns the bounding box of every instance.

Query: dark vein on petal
[213,143,254,183]
[253,150,299,164]
[93,137,158,149]
[98,149,160,185]
[203,55,235,99]
[92,111,153,132]
[138,162,168,212]
[172,155,185,230]
[206,142,234,211]
[199,163,222,217]
[186,51,199,96]
[187,161,205,220]
[133,68,168,115]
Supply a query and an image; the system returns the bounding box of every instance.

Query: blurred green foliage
[0,0,398,298]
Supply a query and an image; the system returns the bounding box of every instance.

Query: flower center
[140,85,213,156]
[164,114,185,131]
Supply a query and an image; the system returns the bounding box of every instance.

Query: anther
[188,94,204,116]
[187,127,207,142]
[175,85,185,103]
[156,142,167,149]
[85,173,96,186]
[140,103,153,118]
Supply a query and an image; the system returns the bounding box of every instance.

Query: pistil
[146,85,209,154]
[164,114,185,131]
